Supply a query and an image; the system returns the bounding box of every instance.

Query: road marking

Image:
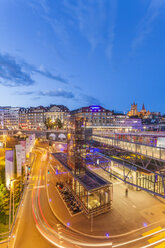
[141,238,165,248]
[32,175,45,181]
[154,241,165,248]
[148,231,165,243]
[142,227,162,237]
[34,185,45,189]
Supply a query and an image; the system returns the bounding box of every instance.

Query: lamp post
[91,213,93,232]
[8,189,11,248]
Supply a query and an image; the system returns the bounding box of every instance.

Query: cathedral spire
[142,103,145,110]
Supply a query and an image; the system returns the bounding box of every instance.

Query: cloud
[34,0,117,60]
[106,0,117,61]
[30,96,41,101]
[0,52,68,87]
[80,94,102,106]
[0,53,35,87]
[38,89,74,98]
[16,91,34,95]
[74,85,82,90]
[63,0,117,60]
[132,0,165,49]
[34,67,68,84]
[16,89,101,106]
[16,88,74,99]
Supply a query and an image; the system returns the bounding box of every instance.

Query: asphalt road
[13,150,55,248]
[9,146,165,248]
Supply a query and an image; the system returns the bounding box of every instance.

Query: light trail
[141,238,165,248]
[112,229,165,247]
[32,150,165,248]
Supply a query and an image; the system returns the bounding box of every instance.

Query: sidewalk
[47,164,165,237]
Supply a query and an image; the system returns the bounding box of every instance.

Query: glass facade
[93,135,165,161]
[52,154,112,217]
[102,161,165,196]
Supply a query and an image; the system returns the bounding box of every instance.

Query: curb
[46,159,164,240]
[45,151,165,240]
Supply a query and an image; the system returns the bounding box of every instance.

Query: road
[12,150,55,248]
[11,148,111,248]
[6,146,165,248]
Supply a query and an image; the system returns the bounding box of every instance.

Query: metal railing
[93,135,165,162]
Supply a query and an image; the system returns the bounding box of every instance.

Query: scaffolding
[67,117,87,174]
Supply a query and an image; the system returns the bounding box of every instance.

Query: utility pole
[91,213,93,232]
[9,183,11,231]
[13,183,14,221]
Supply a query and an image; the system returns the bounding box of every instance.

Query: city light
[0,1,164,247]
[106,233,109,238]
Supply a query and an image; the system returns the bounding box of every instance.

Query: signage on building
[20,140,26,164]
[5,150,14,189]
[15,145,22,177]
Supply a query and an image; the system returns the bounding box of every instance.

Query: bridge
[90,133,165,199]
[0,129,67,141]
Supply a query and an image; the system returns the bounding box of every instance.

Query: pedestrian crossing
[142,226,165,247]
[31,175,45,181]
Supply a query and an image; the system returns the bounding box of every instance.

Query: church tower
[127,102,138,116]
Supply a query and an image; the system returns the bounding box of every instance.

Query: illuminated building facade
[44,105,69,129]
[26,106,46,130]
[128,103,151,118]
[1,107,20,129]
[19,108,28,129]
[71,105,113,126]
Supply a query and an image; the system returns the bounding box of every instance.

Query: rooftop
[52,152,110,191]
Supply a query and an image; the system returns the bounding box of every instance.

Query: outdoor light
[67,222,70,226]
[143,223,147,227]
[106,233,110,238]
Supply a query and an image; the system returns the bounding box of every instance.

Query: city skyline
[1,1,165,247]
[0,1,165,112]
[0,102,161,114]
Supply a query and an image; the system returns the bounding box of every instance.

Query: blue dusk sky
[0,0,165,112]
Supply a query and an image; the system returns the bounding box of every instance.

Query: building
[19,108,28,129]
[127,102,138,117]
[26,106,46,130]
[1,107,20,129]
[45,105,69,129]
[127,103,150,118]
[71,105,113,126]
[0,108,4,129]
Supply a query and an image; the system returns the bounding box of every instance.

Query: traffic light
[48,169,50,174]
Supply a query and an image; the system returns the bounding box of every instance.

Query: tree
[0,184,10,216]
[55,118,63,129]
[44,117,53,129]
